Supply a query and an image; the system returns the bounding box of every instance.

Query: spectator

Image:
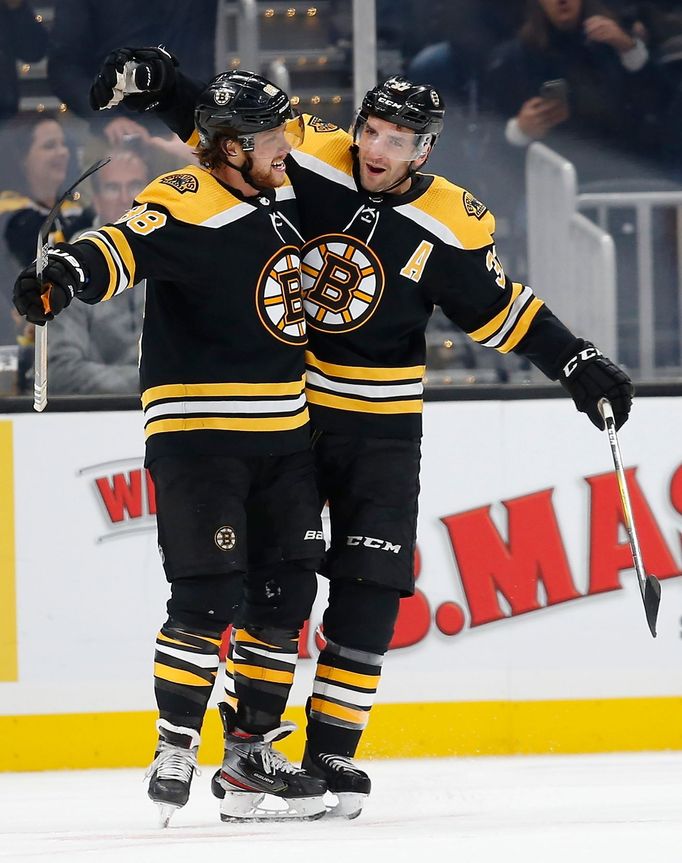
[630,2,682,176]
[47,147,151,394]
[404,2,527,226]
[406,1,524,102]
[484,0,664,184]
[0,113,90,346]
[0,0,48,123]
[47,0,217,150]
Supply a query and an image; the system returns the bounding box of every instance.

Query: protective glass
[96,180,147,200]
[353,114,431,161]
[248,116,305,159]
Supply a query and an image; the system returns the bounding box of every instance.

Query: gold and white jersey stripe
[142,376,309,439]
[78,226,136,301]
[468,281,545,354]
[305,351,424,415]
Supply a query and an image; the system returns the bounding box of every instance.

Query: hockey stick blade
[643,574,661,639]
[33,157,111,412]
[598,398,661,637]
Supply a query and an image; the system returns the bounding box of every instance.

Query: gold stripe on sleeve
[467,282,524,343]
[496,298,545,353]
[79,236,118,300]
[99,226,137,289]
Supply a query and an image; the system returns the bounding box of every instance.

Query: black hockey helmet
[355,76,445,144]
[195,70,298,151]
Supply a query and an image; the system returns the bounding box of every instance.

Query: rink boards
[1,396,682,771]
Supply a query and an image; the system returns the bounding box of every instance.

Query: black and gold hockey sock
[307,636,384,757]
[153,626,222,731]
[224,626,299,733]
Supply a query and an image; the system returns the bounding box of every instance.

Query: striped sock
[153,626,221,730]
[226,627,299,726]
[310,636,384,734]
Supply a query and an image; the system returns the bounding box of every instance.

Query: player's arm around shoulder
[289,113,354,166]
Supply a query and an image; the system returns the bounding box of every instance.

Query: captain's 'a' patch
[307,116,339,133]
[463,190,488,220]
[160,173,200,194]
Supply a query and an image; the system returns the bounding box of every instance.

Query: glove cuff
[557,339,603,382]
[49,244,89,296]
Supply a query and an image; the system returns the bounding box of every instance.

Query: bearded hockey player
[88,51,633,820]
[14,69,330,825]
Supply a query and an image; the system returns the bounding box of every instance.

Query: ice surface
[1,753,681,862]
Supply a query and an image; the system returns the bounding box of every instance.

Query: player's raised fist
[89,46,178,113]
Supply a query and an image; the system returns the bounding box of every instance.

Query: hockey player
[88,52,633,819]
[13,71,328,825]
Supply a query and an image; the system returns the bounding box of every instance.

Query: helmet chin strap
[225,150,272,193]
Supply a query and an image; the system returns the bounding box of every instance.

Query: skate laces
[319,753,363,775]
[256,743,303,776]
[146,741,200,784]
[251,722,301,776]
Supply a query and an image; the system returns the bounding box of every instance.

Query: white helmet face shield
[244,116,305,159]
[353,114,432,161]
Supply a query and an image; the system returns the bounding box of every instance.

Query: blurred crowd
[1,0,681,395]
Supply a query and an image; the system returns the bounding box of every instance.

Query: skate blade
[219,789,326,822]
[325,792,368,820]
[156,802,180,828]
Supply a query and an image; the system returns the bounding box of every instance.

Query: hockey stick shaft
[33,157,110,412]
[598,398,661,637]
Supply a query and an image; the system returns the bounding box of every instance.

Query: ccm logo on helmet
[346,536,402,553]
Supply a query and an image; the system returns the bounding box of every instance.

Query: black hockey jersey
[164,81,579,439]
[72,164,310,462]
[285,116,577,438]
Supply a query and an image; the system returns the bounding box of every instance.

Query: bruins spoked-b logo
[256,245,307,345]
[302,234,385,333]
[215,525,236,551]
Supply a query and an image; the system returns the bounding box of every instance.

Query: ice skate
[302,747,371,819]
[211,703,327,821]
[146,719,200,827]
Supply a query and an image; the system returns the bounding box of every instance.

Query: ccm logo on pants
[346,536,402,554]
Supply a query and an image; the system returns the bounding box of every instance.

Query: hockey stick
[33,157,110,412]
[598,398,661,637]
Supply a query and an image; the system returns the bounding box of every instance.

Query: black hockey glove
[13,246,88,325]
[558,339,633,431]
[89,46,178,113]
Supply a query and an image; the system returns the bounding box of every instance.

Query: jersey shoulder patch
[462,190,488,220]
[295,113,354,176]
[160,172,200,194]
[136,165,245,226]
[404,175,496,250]
[307,115,339,133]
